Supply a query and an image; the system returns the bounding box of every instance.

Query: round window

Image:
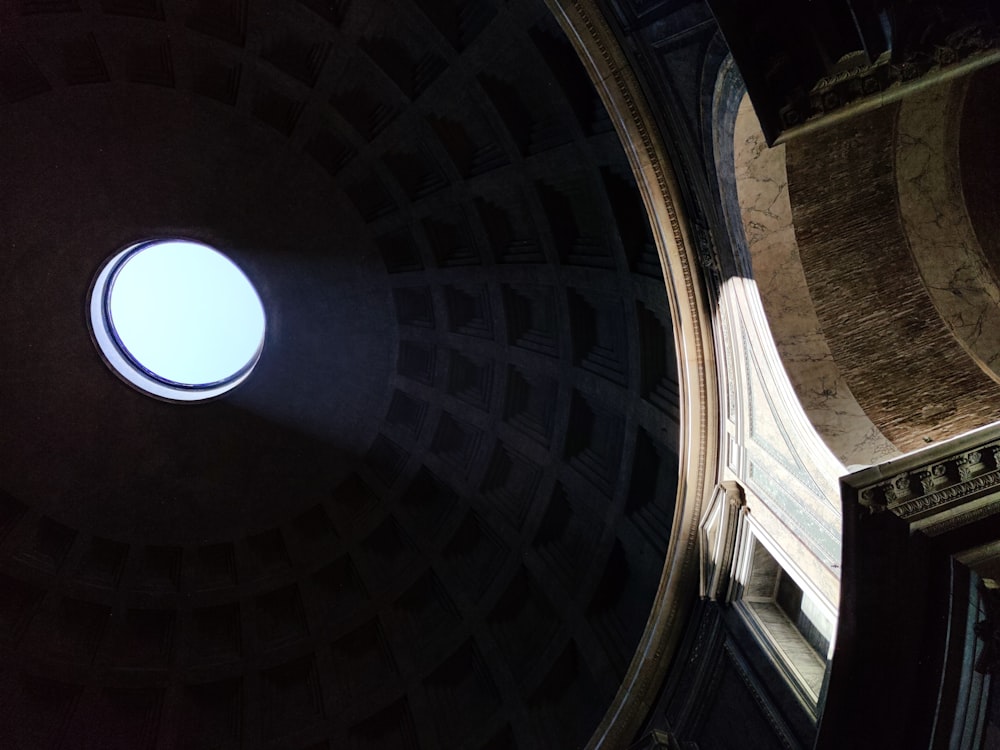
[90,239,266,401]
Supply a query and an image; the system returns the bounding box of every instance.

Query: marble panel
[895,79,1000,381]
[734,94,897,467]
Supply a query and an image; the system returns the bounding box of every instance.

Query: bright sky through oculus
[91,239,265,401]
[108,240,265,386]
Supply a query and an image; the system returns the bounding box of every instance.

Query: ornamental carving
[707,0,1000,142]
[856,438,1000,524]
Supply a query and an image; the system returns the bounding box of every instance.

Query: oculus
[90,239,266,401]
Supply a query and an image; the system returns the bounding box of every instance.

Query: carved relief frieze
[807,20,1000,129]
[958,449,988,481]
[857,438,1000,529]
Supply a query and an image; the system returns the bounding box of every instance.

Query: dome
[0,2,680,747]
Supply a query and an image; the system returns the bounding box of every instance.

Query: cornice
[848,422,1000,535]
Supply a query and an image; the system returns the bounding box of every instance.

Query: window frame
[729,515,837,710]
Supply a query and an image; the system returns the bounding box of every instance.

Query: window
[734,532,836,705]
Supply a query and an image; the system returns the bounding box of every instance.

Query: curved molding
[543,2,719,747]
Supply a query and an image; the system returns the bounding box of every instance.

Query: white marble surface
[717,273,843,605]
[895,79,1000,382]
[733,95,898,466]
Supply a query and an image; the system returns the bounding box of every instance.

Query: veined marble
[733,95,898,467]
[895,79,1000,382]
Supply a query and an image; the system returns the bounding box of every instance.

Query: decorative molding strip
[798,45,1000,127]
[930,500,1000,539]
[858,441,1000,522]
[849,424,1000,537]
[542,1,719,749]
[712,0,1000,145]
[776,49,1000,145]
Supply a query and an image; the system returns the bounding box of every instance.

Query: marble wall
[785,99,1000,452]
[733,94,898,467]
[895,77,1000,383]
